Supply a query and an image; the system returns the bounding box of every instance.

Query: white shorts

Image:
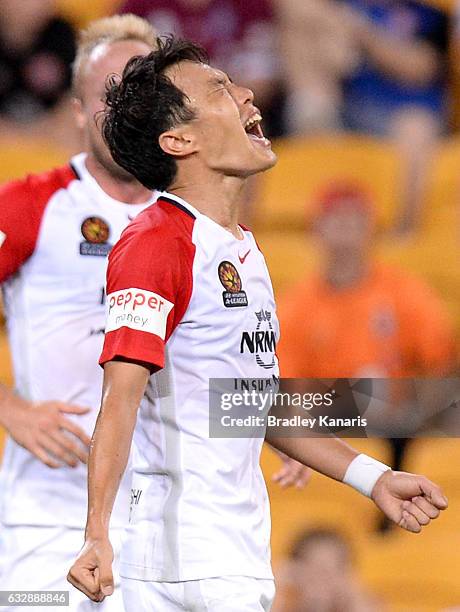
[121,575,275,612]
[0,525,124,612]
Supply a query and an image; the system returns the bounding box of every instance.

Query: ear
[72,97,86,130]
[159,126,198,158]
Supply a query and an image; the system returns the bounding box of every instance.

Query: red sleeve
[0,166,75,283]
[100,214,195,371]
[0,179,41,282]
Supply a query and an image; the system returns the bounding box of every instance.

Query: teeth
[244,113,262,131]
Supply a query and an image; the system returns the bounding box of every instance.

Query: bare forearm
[85,400,136,536]
[265,435,358,481]
[85,361,150,537]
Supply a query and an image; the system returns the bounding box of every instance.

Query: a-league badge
[80,216,112,256]
[218,261,248,308]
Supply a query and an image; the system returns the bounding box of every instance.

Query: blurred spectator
[340,0,449,233]
[275,0,448,233]
[272,528,383,612]
[274,0,358,133]
[276,184,456,481]
[0,0,76,141]
[118,0,283,135]
[277,184,455,379]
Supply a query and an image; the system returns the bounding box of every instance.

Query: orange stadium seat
[0,329,13,456]
[374,136,460,337]
[56,0,119,28]
[358,530,460,611]
[255,230,319,296]
[404,437,460,486]
[420,135,460,233]
[0,138,68,183]
[252,135,403,232]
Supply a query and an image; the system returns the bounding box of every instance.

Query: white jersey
[100,193,279,582]
[0,153,158,527]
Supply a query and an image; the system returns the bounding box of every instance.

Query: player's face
[316,207,374,253]
[166,61,277,177]
[75,39,152,180]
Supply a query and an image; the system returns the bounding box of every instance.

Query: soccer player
[68,38,448,611]
[0,15,159,611]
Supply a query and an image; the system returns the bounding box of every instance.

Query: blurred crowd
[0,0,456,231]
[0,1,459,610]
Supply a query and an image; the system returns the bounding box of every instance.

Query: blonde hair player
[0,14,157,612]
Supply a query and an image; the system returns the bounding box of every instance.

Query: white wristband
[342,453,391,498]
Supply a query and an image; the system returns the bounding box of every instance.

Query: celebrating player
[68,37,448,611]
[0,15,158,610]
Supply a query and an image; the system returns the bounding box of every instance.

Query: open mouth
[244,113,271,147]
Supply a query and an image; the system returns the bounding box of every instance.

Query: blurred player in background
[0,15,158,611]
[68,37,448,611]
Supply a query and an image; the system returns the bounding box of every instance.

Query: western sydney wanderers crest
[80,216,112,256]
[218,260,248,308]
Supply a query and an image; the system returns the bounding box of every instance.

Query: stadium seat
[252,135,402,232]
[0,329,13,387]
[358,530,460,611]
[0,138,68,182]
[255,230,319,296]
[0,329,13,458]
[56,0,118,28]
[404,437,460,499]
[421,135,460,232]
[371,135,460,339]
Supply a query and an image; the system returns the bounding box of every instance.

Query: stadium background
[0,1,459,610]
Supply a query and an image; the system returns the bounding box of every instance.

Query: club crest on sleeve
[218,260,248,308]
[80,216,112,257]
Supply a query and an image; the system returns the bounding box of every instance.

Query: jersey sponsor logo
[218,260,248,308]
[0,230,6,248]
[238,249,251,264]
[106,288,174,338]
[240,310,276,369]
[80,216,112,257]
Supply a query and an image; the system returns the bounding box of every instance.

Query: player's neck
[324,252,370,290]
[85,153,153,205]
[169,173,245,238]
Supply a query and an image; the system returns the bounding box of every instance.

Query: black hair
[102,36,208,191]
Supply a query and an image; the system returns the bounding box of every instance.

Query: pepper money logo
[218,260,248,308]
[80,216,111,257]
